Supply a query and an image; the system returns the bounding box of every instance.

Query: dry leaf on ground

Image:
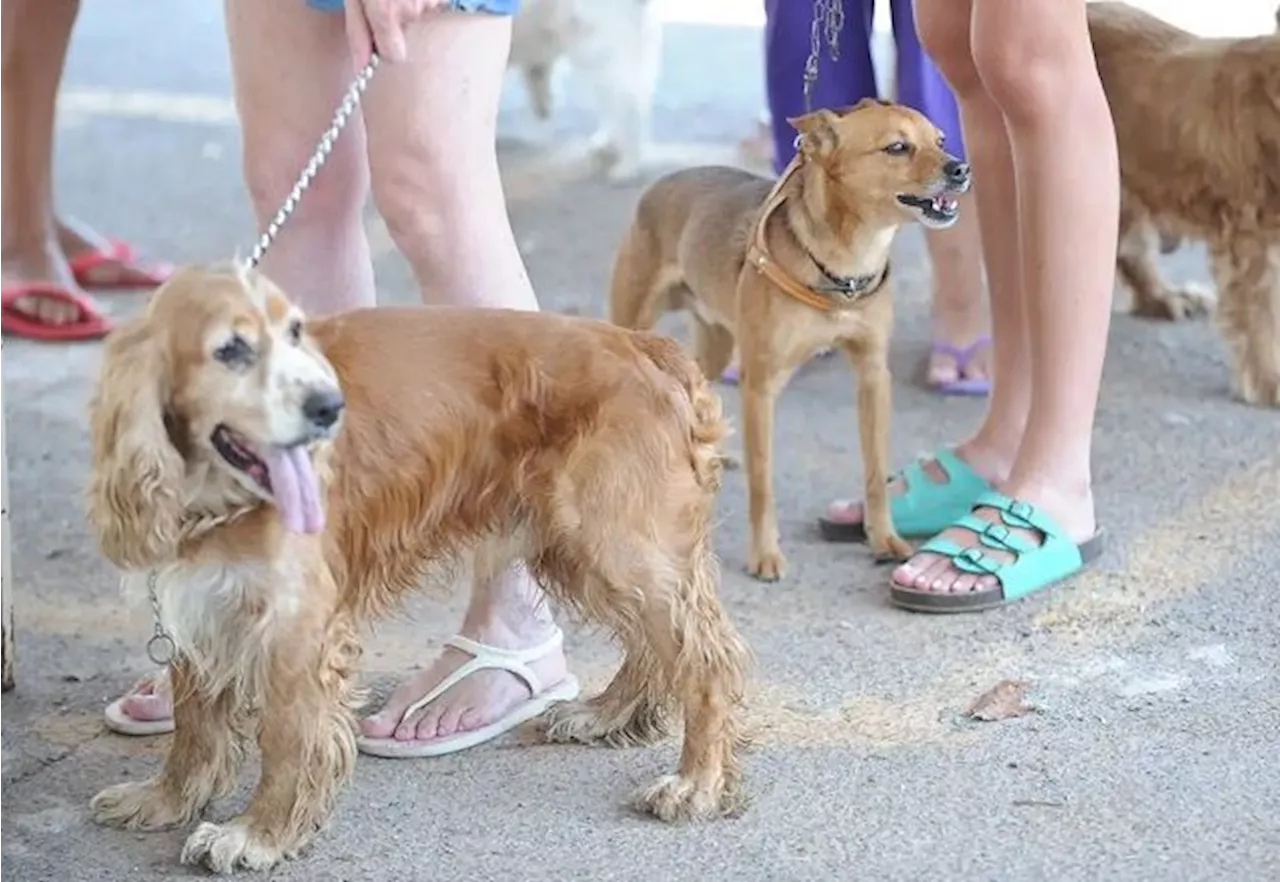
[965,679,1036,722]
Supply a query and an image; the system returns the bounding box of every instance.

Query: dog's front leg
[91,659,245,831]
[845,337,912,561]
[739,349,787,581]
[180,613,359,874]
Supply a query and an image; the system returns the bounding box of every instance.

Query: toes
[428,703,468,739]
[358,713,395,738]
[456,708,484,733]
[826,499,864,523]
[121,693,171,721]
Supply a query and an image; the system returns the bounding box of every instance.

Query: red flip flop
[1,282,113,342]
[68,238,174,290]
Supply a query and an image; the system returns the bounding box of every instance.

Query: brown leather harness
[744,154,890,312]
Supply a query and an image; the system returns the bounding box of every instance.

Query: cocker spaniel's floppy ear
[86,316,185,570]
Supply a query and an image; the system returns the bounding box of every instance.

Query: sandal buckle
[956,546,999,574]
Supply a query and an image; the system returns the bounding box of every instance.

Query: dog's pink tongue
[263,446,325,534]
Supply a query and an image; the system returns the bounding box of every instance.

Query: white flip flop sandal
[103,672,176,736]
[356,628,580,759]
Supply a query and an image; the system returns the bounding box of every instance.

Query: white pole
[2,381,14,693]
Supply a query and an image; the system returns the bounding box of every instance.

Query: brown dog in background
[608,99,971,580]
[1089,1,1280,406]
[85,264,750,873]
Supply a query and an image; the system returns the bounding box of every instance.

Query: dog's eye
[882,141,912,156]
[213,334,255,367]
[288,318,304,345]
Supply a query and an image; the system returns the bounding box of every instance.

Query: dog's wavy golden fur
[85,264,750,873]
[608,99,971,579]
[1088,1,1280,406]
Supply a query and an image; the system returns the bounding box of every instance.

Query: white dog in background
[508,0,663,182]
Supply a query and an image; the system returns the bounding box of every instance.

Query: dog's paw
[181,820,285,874]
[1132,283,1215,320]
[90,780,192,831]
[1234,366,1280,409]
[868,531,913,562]
[540,698,672,748]
[746,547,786,582]
[631,773,744,823]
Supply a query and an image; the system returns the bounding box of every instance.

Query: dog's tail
[632,332,728,492]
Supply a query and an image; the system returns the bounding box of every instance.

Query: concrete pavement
[3,2,1279,880]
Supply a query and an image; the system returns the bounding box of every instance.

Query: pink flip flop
[928,336,991,396]
[103,673,175,736]
[1,282,112,342]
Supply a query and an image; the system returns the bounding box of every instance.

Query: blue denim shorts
[305,0,519,14]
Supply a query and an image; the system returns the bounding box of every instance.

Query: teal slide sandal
[819,448,994,543]
[889,490,1106,614]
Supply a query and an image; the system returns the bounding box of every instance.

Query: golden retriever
[607,99,971,580]
[1088,1,1280,406]
[85,264,750,873]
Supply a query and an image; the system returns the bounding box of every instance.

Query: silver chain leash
[802,0,844,113]
[246,53,382,268]
[145,570,176,666]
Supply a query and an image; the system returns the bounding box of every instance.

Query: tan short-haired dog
[608,99,971,580]
[85,264,750,873]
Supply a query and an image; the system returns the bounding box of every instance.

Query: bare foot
[360,621,570,742]
[119,673,173,721]
[890,480,1097,596]
[58,216,171,288]
[824,443,1007,530]
[927,296,991,391]
[1,236,94,325]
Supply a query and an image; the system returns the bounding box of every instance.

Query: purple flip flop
[929,336,991,396]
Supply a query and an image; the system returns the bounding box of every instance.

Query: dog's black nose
[303,389,345,429]
[944,159,971,185]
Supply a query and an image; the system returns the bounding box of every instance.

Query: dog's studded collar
[745,154,890,311]
[805,247,890,299]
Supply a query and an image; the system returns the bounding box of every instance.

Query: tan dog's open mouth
[896,191,961,228]
[210,424,325,533]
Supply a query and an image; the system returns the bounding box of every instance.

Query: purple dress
[763,0,966,175]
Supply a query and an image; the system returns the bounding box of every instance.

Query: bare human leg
[892,0,1117,601]
[0,0,95,325]
[353,8,566,742]
[887,0,990,393]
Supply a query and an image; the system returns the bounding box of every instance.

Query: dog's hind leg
[628,530,750,822]
[608,225,674,331]
[691,317,735,381]
[1212,238,1280,407]
[1118,198,1214,320]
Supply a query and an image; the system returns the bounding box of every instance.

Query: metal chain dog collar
[144,54,382,665]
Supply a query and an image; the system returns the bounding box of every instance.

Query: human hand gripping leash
[143,54,382,667]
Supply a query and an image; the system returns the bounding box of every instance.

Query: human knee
[241,136,365,232]
[970,24,1088,124]
[369,145,496,258]
[914,2,983,98]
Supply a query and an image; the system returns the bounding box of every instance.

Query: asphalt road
[3,2,1278,881]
